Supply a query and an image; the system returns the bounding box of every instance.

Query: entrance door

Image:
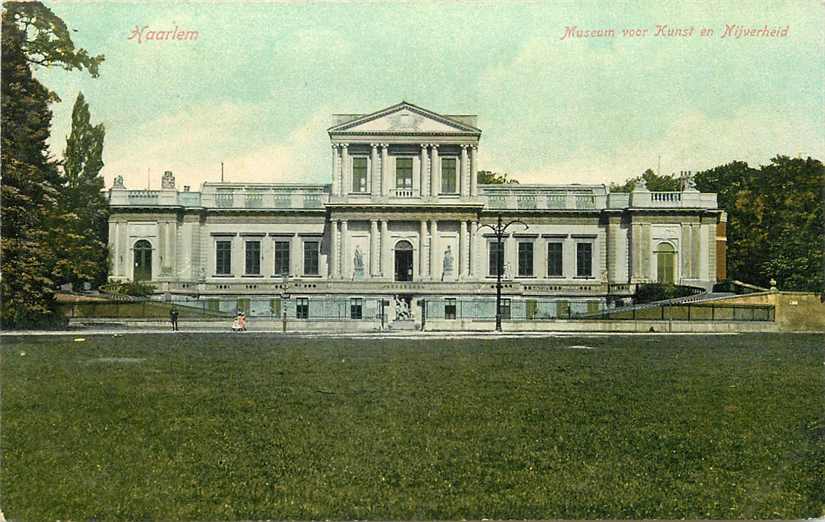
[394,240,413,281]
[133,240,153,282]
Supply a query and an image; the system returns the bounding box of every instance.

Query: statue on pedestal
[442,245,454,280]
[394,296,411,320]
[112,175,125,189]
[353,246,365,279]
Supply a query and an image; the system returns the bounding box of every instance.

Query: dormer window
[441,157,457,194]
[352,157,368,193]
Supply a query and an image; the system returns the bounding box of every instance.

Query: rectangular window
[216,240,232,275]
[488,241,504,276]
[445,298,457,320]
[547,242,563,277]
[352,157,368,193]
[303,240,320,275]
[245,240,261,275]
[576,242,593,277]
[501,298,511,320]
[350,298,363,319]
[557,300,570,318]
[441,157,457,194]
[396,157,413,190]
[518,242,534,277]
[296,297,309,319]
[274,240,290,275]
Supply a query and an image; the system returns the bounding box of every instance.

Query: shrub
[635,283,696,304]
[101,281,157,297]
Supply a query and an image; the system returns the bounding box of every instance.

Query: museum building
[107,102,727,323]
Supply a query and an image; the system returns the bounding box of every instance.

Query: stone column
[419,220,428,280]
[431,144,440,196]
[534,236,545,279]
[370,219,379,277]
[109,221,119,276]
[381,144,390,196]
[460,145,469,198]
[340,220,349,279]
[469,220,478,278]
[380,220,389,278]
[680,223,692,281]
[290,233,301,276]
[341,144,350,196]
[430,219,439,280]
[420,144,429,198]
[607,219,620,282]
[631,222,642,282]
[641,224,652,280]
[691,223,702,279]
[331,145,339,196]
[459,220,468,278]
[370,143,379,196]
[505,233,517,279]
[470,145,478,197]
[330,220,338,278]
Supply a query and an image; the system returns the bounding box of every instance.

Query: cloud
[484,106,824,185]
[102,103,333,189]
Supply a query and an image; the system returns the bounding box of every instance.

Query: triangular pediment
[328,102,480,135]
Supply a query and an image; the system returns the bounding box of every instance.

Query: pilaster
[370,143,379,197]
[420,144,429,198]
[431,144,440,197]
[370,219,379,277]
[460,145,469,198]
[340,220,349,279]
[419,220,428,280]
[470,145,478,197]
[430,219,439,280]
[459,220,468,278]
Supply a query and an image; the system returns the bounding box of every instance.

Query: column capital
[431,143,439,149]
[460,143,469,149]
[420,143,429,150]
[470,144,478,150]
[340,143,349,150]
[370,143,379,149]
[332,143,339,150]
[370,218,378,224]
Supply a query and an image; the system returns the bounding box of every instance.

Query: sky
[35,0,825,190]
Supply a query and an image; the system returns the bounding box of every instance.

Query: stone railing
[392,188,419,199]
[481,187,608,210]
[109,184,329,209]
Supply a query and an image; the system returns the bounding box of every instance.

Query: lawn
[1,333,823,520]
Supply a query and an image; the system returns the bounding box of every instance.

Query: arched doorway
[656,242,676,284]
[394,240,413,281]
[133,240,153,282]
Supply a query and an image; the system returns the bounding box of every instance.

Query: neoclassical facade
[107,102,726,322]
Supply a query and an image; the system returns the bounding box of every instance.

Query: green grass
[1,333,823,520]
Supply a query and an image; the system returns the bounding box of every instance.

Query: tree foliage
[695,156,824,292]
[56,92,108,289]
[609,168,682,192]
[477,170,519,184]
[1,2,104,328]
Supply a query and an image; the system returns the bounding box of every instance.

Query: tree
[1,2,104,327]
[695,157,824,292]
[56,92,108,289]
[609,168,682,192]
[477,170,519,184]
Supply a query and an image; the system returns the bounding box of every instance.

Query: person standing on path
[170,307,179,331]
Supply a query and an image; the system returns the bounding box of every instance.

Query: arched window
[133,240,153,282]
[655,242,676,284]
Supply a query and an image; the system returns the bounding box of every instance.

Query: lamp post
[478,213,528,332]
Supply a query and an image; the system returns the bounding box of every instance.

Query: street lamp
[478,213,528,332]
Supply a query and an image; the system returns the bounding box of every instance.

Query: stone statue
[394,296,411,320]
[503,262,512,280]
[633,176,647,191]
[112,175,125,189]
[442,245,454,274]
[682,172,697,191]
[353,246,364,271]
[161,170,175,189]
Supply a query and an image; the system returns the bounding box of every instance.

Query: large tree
[695,157,824,292]
[56,92,108,289]
[477,170,519,184]
[1,1,104,327]
[609,168,682,192]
